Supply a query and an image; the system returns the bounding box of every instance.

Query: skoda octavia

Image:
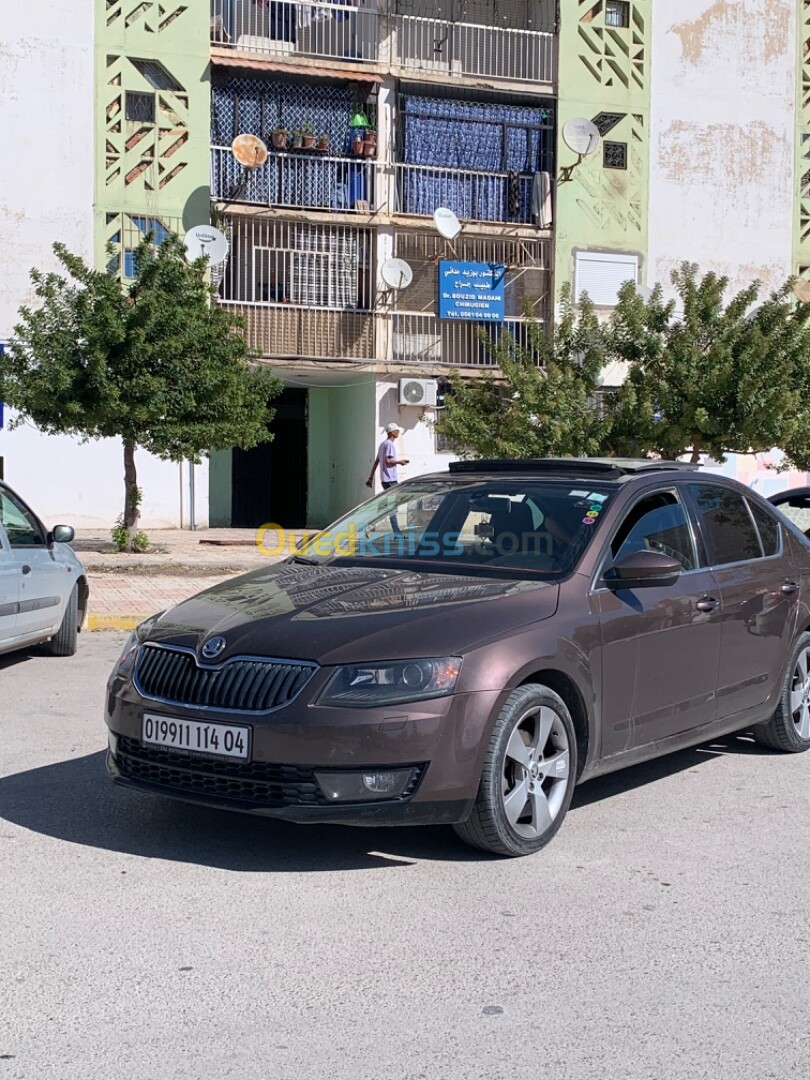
[106,459,810,856]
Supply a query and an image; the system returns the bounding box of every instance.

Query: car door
[0,485,66,637]
[595,487,723,756]
[685,483,798,721]
[0,520,19,644]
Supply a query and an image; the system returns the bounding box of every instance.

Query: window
[605,1,630,28]
[0,488,45,548]
[611,492,696,571]
[748,500,780,557]
[574,251,639,306]
[125,91,155,123]
[687,484,762,565]
[603,141,627,170]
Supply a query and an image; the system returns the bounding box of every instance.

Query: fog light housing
[315,767,419,802]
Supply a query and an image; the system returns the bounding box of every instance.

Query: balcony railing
[210,2,556,84]
[390,15,555,84]
[211,0,380,64]
[392,313,539,368]
[394,162,540,225]
[222,300,376,361]
[211,146,378,213]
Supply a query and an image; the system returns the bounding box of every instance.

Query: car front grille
[115,736,330,807]
[134,644,316,713]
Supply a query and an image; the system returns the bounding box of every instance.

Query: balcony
[211,146,379,213]
[395,162,541,226]
[210,1,556,86]
[390,15,555,85]
[211,0,380,65]
[222,301,376,360]
[392,313,539,368]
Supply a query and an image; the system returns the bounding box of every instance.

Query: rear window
[687,484,762,565]
[748,500,780,557]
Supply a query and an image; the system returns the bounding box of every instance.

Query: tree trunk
[123,439,139,552]
[690,437,702,464]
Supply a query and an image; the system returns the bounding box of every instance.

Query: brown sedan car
[106,459,810,856]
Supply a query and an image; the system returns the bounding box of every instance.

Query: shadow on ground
[0,731,773,872]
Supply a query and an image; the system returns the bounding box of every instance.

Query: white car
[0,480,88,657]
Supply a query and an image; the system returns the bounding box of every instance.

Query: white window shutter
[575,251,639,306]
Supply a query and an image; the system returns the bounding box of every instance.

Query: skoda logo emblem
[201,636,226,660]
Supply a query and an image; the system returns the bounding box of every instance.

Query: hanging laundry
[507,170,521,218]
[531,171,552,228]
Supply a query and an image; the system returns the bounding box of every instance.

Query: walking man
[366,423,409,490]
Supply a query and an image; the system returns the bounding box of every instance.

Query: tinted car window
[748,500,780,557]
[0,487,45,548]
[687,484,762,565]
[611,491,696,570]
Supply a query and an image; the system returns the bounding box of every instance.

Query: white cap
[385,423,401,434]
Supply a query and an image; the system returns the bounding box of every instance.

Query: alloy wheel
[501,705,571,840]
[789,647,810,739]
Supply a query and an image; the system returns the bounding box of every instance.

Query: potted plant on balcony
[317,131,330,152]
[352,131,365,156]
[302,122,316,150]
[363,129,377,157]
[291,127,304,150]
[271,126,289,150]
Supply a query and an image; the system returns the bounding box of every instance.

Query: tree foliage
[438,288,607,459]
[604,264,810,465]
[0,237,281,547]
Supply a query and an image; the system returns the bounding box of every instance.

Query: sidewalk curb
[87,614,147,632]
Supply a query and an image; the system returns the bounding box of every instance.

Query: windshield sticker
[588,492,608,503]
[569,490,590,497]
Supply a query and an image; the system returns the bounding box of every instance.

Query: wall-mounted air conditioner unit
[398,378,438,407]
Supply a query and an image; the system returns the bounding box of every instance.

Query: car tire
[752,631,810,753]
[453,684,577,857]
[45,585,78,657]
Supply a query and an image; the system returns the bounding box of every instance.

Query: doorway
[231,388,308,528]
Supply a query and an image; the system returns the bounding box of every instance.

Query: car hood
[146,563,559,665]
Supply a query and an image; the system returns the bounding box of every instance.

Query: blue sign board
[438,261,505,323]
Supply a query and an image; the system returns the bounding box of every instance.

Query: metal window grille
[125,91,156,123]
[219,217,374,311]
[604,1,629,28]
[603,141,627,170]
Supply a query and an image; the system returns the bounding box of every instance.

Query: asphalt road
[1,633,809,1080]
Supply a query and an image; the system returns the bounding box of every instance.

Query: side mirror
[604,549,682,590]
[49,525,75,546]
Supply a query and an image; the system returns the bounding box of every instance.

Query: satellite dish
[381,258,413,290]
[232,134,268,169]
[562,118,601,157]
[433,207,462,240]
[183,225,229,266]
[792,280,810,304]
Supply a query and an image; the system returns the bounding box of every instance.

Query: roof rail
[447,458,702,479]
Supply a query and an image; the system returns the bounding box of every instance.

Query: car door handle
[20,565,31,575]
[781,580,800,596]
[696,596,720,613]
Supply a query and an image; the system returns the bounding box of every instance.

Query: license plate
[141,713,251,761]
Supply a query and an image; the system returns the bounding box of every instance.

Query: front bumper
[105,683,505,827]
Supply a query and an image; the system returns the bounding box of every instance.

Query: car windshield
[296,479,615,577]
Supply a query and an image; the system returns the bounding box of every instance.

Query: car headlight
[112,612,165,680]
[319,657,462,708]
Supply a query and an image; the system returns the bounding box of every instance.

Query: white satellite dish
[183,225,229,266]
[562,118,601,157]
[433,207,462,240]
[381,258,413,291]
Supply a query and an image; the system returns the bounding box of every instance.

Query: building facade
[0,1,807,527]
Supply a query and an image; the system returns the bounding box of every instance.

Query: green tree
[438,289,608,459]
[605,263,810,465]
[0,237,281,549]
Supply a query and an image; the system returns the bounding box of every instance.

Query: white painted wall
[0,3,206,529]
[373,378,452,490]
[648,0,796,297]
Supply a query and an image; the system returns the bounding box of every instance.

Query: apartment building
[0,1,803,526]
